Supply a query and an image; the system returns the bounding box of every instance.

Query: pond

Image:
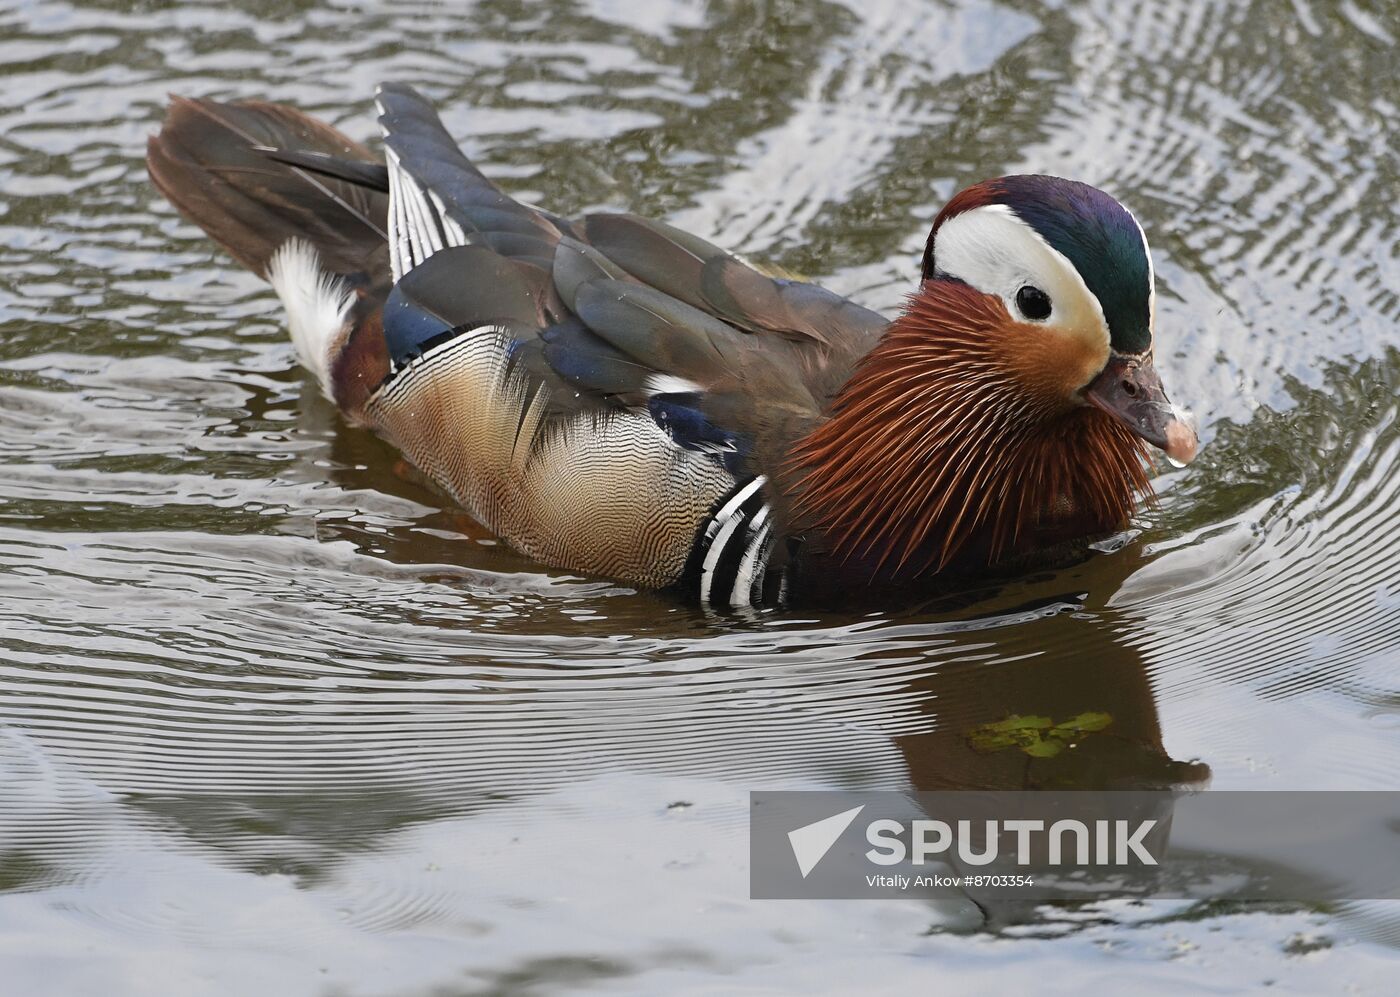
[1,0,1398,992]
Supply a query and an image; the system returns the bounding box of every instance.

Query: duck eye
[1015,285,1052,321]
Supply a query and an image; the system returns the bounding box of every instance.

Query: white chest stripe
[730,507,774,609]
[696,476,778,608]
[705,475,766,542]
[699,512,746,599]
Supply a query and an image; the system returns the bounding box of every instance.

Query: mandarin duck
[146,84,1197,608]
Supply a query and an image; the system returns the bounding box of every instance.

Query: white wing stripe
[386,149,412,282]
[383,143,472,282]
[406,174,443,259]
[428,190,469,247]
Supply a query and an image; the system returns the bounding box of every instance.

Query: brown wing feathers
[146,96,387,278]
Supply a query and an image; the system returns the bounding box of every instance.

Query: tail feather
[146,95,388,278]
[149,95,394,412]
[254,146,390,192]
[266,240,355,399]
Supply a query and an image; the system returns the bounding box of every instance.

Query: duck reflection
[895,605,1209,793]
[873,556,1211,922]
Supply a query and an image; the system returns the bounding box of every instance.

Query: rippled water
[2,0,1399,992]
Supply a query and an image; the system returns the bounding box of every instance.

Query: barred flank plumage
[365,328,735,588]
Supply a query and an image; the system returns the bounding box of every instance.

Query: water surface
[2,0,1399,992]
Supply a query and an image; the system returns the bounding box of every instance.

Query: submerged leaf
[966,711,1114,757]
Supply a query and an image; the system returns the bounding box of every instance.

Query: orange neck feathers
[787,281,1153,579]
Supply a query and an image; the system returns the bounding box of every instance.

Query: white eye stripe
[932,203,1111,351]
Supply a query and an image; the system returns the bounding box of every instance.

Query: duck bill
[1085,353,1198,465]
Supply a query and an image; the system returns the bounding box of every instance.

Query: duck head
[923,176,1197,466]
[790,175,1198,579]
